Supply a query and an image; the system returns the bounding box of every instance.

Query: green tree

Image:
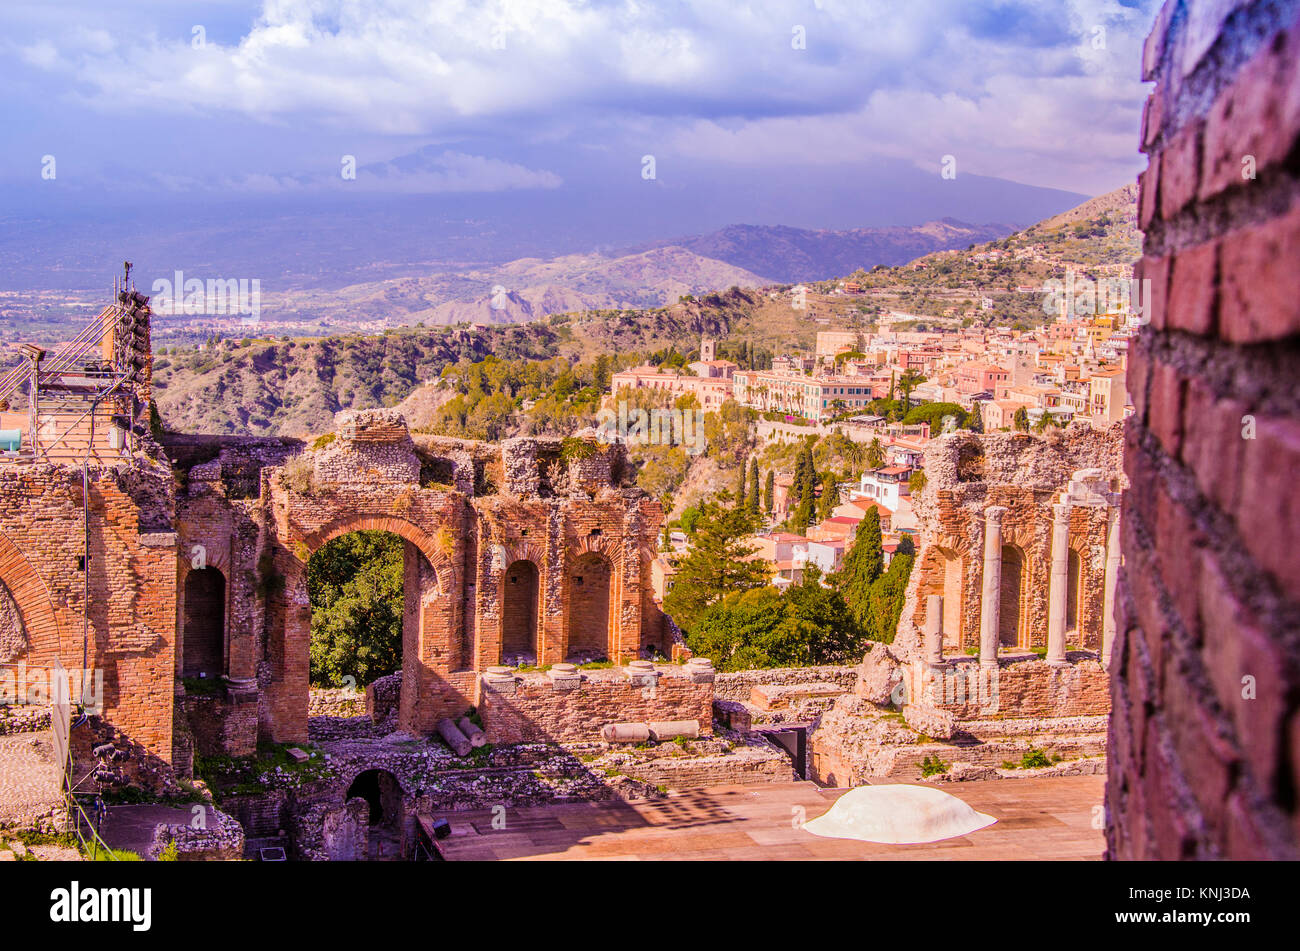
[1013,407,1030,432]
[902,401,966,433]
[792,475,816,532]
[735,461,748,508]
[897,370,926,413]
[763,469,775,514]
[834,508,883,627]
[307,531,405,687]
[746,457,761,515]
[865,551,915,643]
[663,502,768,632]
[687,571,863,670]
[817,471,839,522]
[865,437,885,470]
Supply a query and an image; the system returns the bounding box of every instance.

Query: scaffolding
[0,262,152,465]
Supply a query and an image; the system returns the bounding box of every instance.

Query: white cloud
[10,0,1158,193]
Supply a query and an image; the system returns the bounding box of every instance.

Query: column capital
[1052,501,1071,523]
[984,505,1008,523]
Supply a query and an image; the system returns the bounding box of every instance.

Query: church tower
[700,336,715,362]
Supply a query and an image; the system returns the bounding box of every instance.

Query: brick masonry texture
[1109,0,1300,859]
[480,666,714,744]
[0,406,679,773]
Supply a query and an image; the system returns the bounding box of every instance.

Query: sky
[1,0,1158,204]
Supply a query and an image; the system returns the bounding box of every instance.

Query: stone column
[979,506,1006,668]
[1046,501,1071,666]
[924,594,945,665]
[1102,504,1122,668]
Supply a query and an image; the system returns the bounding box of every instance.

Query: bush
[919,754,949,778]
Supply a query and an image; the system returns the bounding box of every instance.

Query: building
[610,364,732,409]
[732,369,879,420]
[854,465,913,512]
[1087,368,1128,425]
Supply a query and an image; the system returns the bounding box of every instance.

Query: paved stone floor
[434,776,1106,861]
[99,804,224,857]
[0,729,61,824]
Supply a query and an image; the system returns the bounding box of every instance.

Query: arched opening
[502,559,540,664]
[308,531,406,691]
[183,567,226,678]
[1066,549,1082,636]
[999,545,1025,648]
[941,550,963,650]
[567,552,612,662]
[345,768,403,826]
[0,578,27,663]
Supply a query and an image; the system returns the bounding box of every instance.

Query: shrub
[919,754,949,778]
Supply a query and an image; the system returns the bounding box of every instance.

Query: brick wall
[1108,0,1300,859]
[480,667,714,744]
[0,464,176,764]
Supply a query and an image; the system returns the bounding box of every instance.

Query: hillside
[830,184,1140,328]
[646,219,1016,284]
[151,284,871,436]
[151,186,1139,437]
[259,246,771,332]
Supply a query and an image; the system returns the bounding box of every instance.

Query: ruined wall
[0,462,177,765]
[900,427,1123,658]
[479,666,714,744]
[1108,0,1300,860]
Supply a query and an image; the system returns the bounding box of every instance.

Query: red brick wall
[1108,0,1300,859]
[0,466,176,764]
[481,668,714,744]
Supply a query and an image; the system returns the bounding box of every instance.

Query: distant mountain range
[255,219,1015,332]
[149,186,1141,438]
[640,218,1016,285]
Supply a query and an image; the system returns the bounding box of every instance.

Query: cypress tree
[817,471,839,522]
[763,469,775,514]
[746,457,760,515]
[835,507,883,626]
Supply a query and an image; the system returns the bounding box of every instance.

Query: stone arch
[345,768,404,827]
[918,545,965,650]
[266,512,460,744]
[999,543,1027,648]
[573,533,611,558]
[503,538,543,568]
[1066,547,1083,637]
[939,548,964,649]
[299,513,456,593]
[0,530,61,661]
[501,559,541,662]
[566,550,614,661]
[182,566,227,678]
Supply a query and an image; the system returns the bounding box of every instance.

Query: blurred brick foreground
[1110,0,1300,859]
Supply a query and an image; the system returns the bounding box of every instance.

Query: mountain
[633,219,1016,284]
[833,184,1141,327]
[140,186,1140,436]
[257,246,770,332]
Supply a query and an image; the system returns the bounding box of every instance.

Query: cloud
[6,0,1158,193]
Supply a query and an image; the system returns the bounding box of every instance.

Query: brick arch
[918,545,966,650]
[0,530,62,661]
[565,548,615,660]
[182,541,230,576]
[503,538,543,567]
[572,533,610,558]
[297,514,456,592]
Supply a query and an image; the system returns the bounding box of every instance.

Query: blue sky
[1,0,1157,202]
